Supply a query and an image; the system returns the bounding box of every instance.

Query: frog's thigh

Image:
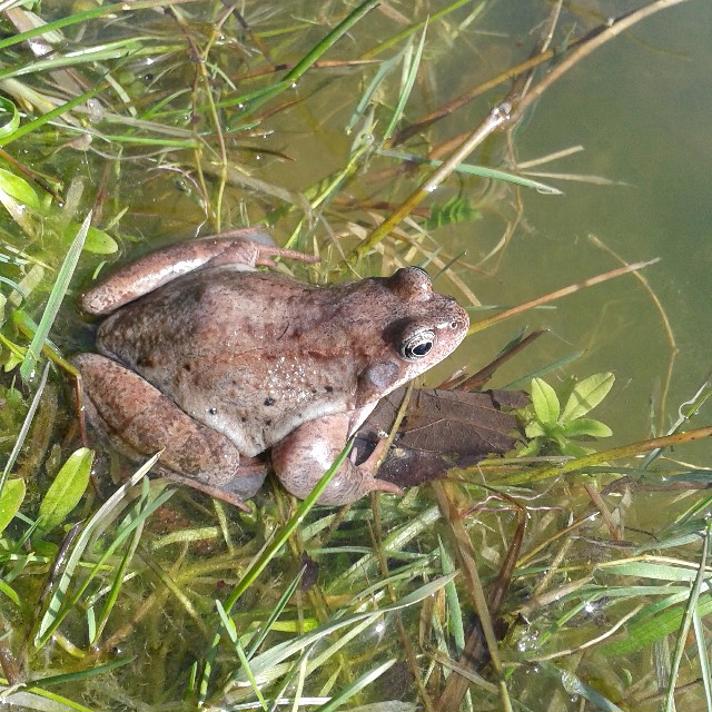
[271,415,401,506]
[74,353,265,500]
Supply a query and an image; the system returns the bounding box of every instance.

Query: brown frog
[75,228,469,506]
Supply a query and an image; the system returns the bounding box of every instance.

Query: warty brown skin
[75,231,470,505]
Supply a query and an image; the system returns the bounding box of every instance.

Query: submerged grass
[0,1,710,711]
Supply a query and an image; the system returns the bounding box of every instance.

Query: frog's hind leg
[73,353,265,505]
[81,227,318,316]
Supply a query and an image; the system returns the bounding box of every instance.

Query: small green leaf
[0,478,26,532]
[426,194,482,229]
[37,447,93,531]
[559,441,595,458]
[524,421,546,438]
[563,417,613,438]
[73,224,118,254]
[516,438,542,457]
[561,372,614,423]
[531,377,560,427]
[0,166,41,210]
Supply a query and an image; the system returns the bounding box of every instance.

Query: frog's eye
[399,328,435,361]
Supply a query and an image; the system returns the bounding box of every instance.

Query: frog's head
[354,267,469,405]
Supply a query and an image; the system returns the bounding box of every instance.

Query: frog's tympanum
[75,228,469,506]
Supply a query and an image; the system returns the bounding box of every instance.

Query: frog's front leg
[81,227,318,315]
[270,413,402,506]
[73,353,266,505]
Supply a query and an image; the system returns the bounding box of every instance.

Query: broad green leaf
[0,478,25,532]
[67,224,118,255]
[37,447,93,531]
[524,421,546,438]
[531,377,560,427]
[560,372,614,423]
[563,417,613,438]
[0,166,41,210]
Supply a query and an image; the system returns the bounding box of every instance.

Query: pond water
[0,0,711,710]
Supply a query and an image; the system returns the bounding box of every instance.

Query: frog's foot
[271,417,403,506]
[204,229,319,269]
[81,227,318,316]
[73,353,266,505]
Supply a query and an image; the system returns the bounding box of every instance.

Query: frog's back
[96,267,361,455]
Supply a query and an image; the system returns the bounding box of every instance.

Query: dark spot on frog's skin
[241,416,247,423]
[183,363,191,372]
[324,385,333,393]
[137,356,155,368]
[265,419,272,426]
[264,397,275,406]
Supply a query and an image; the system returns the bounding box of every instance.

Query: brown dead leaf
[355,387,525,489]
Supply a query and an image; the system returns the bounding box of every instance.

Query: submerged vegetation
[0,1,710,710]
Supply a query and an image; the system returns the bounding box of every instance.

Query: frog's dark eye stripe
[399,329,435,361]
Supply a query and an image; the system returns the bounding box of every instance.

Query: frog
[74,227,470,506]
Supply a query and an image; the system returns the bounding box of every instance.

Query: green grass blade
[91,507,146,644]
[694,611,712,711]
[382,23,427,144]
[362,0,481,58]
[245,568,305,659]
[8,686,95,712]
[315,659,396,712]
[198,441,352,703]
[0,39,143,82]
[0,83,105,148]
[19,212,91,382]
[0,0,199,52]
[0,361,48,500]
[215,600,268,711]
[30,656,134,687]
[234,574,454,685]
[378,148,564,194]
[0,96,20,137]
[34,453,160,647]
[664,520,712,712]
[345,50,403,134]
[234,0,380,119]
[554,665,625,712]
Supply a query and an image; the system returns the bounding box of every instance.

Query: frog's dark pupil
[412,342,432,356]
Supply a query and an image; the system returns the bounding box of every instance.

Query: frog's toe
[368,479,404,497]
